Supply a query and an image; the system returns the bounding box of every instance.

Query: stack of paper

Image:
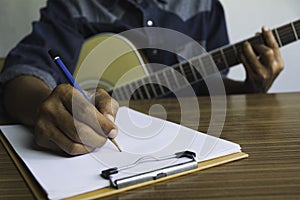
[0,107,243,200]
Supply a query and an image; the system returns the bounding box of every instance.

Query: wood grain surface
[1,92,300,199]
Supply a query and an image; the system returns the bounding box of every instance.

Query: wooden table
[1,92,300,199]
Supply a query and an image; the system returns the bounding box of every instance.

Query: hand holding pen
[33,50,121,155]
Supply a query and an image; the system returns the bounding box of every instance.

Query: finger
[240,52,250,74]
[254,44,284,77]
[94,88,119,138]
[86,87,119,138]
[35,120,93,155]
[94,88,119,120]
[253,44,274,65]
[262,26,280,49]
[37,99,107,151]
[50,126,93,155]
[240,52,256,79]
[242,41,263,74]
[52,102,108,148]
[59,85,118,138]
[40,85,89,144]
[41,97,82,143]
[72,119,107,148]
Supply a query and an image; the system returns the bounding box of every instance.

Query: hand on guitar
[241,26,284,93]
[34,84,119,155]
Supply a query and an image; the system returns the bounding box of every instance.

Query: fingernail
[105,114,115,122]
[263,26,269,31]
[108,129,118,138]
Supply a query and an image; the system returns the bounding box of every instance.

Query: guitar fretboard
[111,19,300,101]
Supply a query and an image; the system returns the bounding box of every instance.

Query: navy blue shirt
[0,0,229,97]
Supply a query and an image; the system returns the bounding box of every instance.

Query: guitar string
[114,20,300,100]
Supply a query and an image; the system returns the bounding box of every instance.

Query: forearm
[2,75,52,126]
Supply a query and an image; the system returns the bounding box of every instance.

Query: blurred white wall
[0,0,46,57]
[0,0,300,93]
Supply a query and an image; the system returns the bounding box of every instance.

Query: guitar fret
[274,28,283,47]
[162,71,173,92]
[123,84,131,100]
[146,84,155,98]
[181,62,196,83]
[178,64,186,77]
[139,86,148,99]
[277,24,297,45]
[119,86,126,100]
[173,66,188,86]
[236,41,245,53]
[223,45,239,67]
[220,49,229,69]
[123,84,132,100]
[121,86,129,100]
[117,87,126,100]
[127,83,138,100]
[232,44,241,63]
[132,81,143,100]
[137,80,150,99]
[156,72,170,93]
[176,63,191,84]
[201,54,217,76]
[188,60,199,81]
[211,50,227,71]
[197,56,206,77]
[248,35,264,46]
[149,81,158,97]
[291,22,299,40]
[172,65,185,84]
[190,58,204,80]
[295,20,300,39]
[144,77,156,98]
[164,69,178,91]
[112,88,123,101]
[150,74,164,96]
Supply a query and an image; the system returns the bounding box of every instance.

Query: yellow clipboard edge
[0,129,248,200]
[0,130,47,199]
[66,152,248,200]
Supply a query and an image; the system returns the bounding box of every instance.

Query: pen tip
[110,138,122,152]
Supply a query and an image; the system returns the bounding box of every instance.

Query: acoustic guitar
[74,19,300,101]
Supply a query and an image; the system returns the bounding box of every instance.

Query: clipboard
[0,129,248,200]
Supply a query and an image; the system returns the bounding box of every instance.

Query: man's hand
[34,84,119,155]
[241,26,284,93]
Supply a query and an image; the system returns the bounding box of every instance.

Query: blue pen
[48,49,90,102]
[48,49,122,152]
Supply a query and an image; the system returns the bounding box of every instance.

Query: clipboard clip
[100,151,197,189]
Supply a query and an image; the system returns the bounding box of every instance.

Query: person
[0,0,284,155]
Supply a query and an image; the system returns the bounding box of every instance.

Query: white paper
[0,106,241,200]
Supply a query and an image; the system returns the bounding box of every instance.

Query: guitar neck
[211,19,300,72]
[111,19,300,101]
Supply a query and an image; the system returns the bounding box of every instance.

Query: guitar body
[74,34,148,91]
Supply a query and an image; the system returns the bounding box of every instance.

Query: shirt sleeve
[0,0,85,89]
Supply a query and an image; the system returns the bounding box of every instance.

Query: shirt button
[146,20,154,26]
